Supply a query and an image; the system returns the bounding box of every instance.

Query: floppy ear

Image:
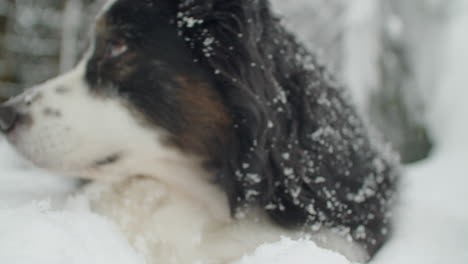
[177,0,398,256]
[177,0,337,225]
[177,0,290,209]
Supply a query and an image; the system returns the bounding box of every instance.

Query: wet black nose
[0,105,18,133]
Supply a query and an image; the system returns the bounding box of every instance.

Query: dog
[0,0,399,262]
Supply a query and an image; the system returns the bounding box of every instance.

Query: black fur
[176,0,399,257]
[90,0,399,258]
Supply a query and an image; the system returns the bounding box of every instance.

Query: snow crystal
[306,204,317,215]
[315,177,326,184]
[283,168,294,177]
[246,173,261,184]
[290,187,302,199]
[311,126,336,140]
[177,12,203,28]
[203,37,214,47]
[268,120,275,128]
[245,190,260,200]
[265,203,277,210]
[354,225,367,240]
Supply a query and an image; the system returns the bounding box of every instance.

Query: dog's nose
[0,104,19,133]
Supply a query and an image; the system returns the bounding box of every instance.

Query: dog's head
[0,0,235,179]
[0,0,305,220]
[0,0,397,257]
[0,0,283,197]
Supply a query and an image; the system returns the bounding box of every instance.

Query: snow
[0,143,352,263]
[0,140,75,207]
[373,5,468,263]
[0,140,145,264]
[235,238,351,264]
[0,201,145,264]
[373,154,468,264]
[2,1,468,263]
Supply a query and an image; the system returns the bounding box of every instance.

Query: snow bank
[373,154,468,264]
[0,139,145,264]
[373,2,468,263]
[0,200,145,264]
[236,238,352,264]
[0,139,75,207]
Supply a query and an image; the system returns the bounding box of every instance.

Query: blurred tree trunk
[0,0,101,101]
[368,0,449,163]
[0,0,63,99]
[60,0,83,73]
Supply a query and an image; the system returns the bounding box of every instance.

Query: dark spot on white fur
[43,108,61,117]
[55,86,70,94]
[26,93,43,106]
[94,153,122,167]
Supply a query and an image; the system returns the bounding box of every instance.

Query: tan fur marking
[174,76,233,157]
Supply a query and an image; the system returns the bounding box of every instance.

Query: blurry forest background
[0,0,449,164]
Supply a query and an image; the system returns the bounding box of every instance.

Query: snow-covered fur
[0,0,398,262]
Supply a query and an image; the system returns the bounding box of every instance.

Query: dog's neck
[82,175,284,264]
[82,152,231,222]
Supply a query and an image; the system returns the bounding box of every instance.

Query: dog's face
[0,0,231,180]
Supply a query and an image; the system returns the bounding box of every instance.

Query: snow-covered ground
[374,5,468,263]
[2,1,468,263]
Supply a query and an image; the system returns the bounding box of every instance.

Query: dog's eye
[107,41,128,58]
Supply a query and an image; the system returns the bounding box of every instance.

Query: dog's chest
[83,176,290,264]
